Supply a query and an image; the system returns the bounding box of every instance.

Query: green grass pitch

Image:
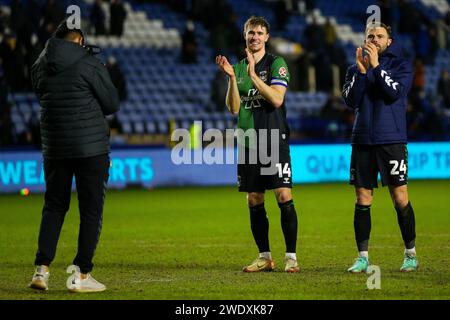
[0,180,449,300]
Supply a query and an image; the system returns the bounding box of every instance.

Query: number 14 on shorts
[276,163,291,184]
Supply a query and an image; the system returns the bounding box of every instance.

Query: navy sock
[354,204,371,252]
[249,203,270,253]
[279,200,298,253]
[396,202,416,249]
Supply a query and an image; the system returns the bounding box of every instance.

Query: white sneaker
[29,265,49,291]
[66,265,106,293]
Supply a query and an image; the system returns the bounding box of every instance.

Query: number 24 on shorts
[389,159,407,175]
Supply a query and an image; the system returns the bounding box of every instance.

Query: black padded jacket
[31,38,120,159]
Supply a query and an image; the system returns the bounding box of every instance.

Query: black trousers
[34,154,110,274]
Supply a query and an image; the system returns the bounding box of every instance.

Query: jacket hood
[380,40,403,59]
[39,38,88,73]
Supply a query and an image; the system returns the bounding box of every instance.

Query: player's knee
[247,193,264,207]
[390,186,409,209]
[356,193,373,206]
[276,191,292,204]
[248,198,263,207]
[355,187,373,205]
[393,193,409,209]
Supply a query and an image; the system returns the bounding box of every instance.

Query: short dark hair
[53,19,85,44]
[244,16,270,34]
[365,22,392,39]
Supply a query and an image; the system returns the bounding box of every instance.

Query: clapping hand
[215,55,235,78]
[363,43,380,68]
[356,47,369,74]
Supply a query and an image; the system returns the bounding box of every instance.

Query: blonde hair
[244,16,270,34]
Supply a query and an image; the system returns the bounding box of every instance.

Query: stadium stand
[0,0,449,145]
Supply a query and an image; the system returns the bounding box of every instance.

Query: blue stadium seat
[145,121,157,134]
[134,122,145,134]
[121,121,133,134]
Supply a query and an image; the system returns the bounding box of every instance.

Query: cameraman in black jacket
[29,19,119,293]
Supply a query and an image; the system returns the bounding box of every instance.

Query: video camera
[83,44,102,55]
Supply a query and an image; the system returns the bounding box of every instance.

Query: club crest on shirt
[279,67,287,77]
[259,70,268,82]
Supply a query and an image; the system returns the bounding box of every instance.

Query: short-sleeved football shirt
[233,53,290,149]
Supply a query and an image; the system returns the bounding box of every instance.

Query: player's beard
[377,43,389,55]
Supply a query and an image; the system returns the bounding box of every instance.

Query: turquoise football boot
[400,254,418,272]
[347,257,369,273]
